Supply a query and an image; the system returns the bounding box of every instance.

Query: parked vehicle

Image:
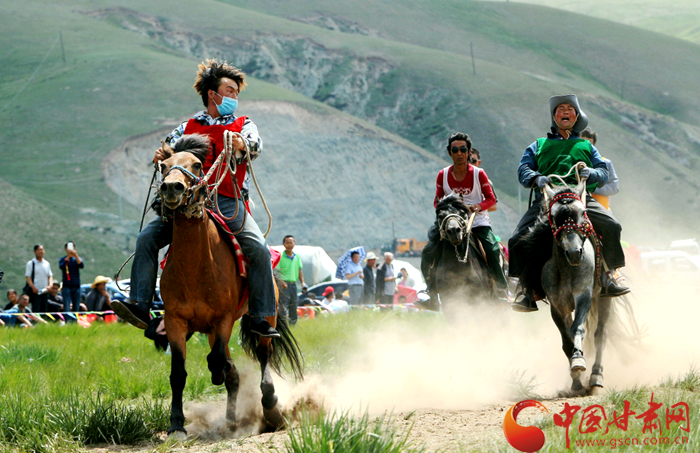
[640,251,700,275]
[381,238,428,257]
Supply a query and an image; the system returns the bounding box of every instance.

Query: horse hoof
[263,406,286,429]
[589,373,604,388]
[571,381,586,396]
[570,357,586,372]
[167,430,187,441]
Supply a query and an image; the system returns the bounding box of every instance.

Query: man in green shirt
[509,94,629,312]
[277,235,307,325]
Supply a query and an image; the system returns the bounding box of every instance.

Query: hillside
[81,0,700,238]
[0,178,130,293]
[508,0,700,44]
[1,0,699,284]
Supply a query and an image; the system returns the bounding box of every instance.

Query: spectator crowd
[1,242,116,328]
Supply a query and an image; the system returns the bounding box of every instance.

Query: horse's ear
[575,177,586,199]
[543,183,556,204]
[161,140,174,160]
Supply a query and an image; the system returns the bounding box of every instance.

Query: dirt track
[87,394,605,452]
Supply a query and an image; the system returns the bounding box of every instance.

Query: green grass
[0,311,446,452]
[268,407,428,453]
[3,312,699,452]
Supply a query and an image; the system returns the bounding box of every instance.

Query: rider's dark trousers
[508,192,625,281]
[472,226,508,289]
[421,222,507,290]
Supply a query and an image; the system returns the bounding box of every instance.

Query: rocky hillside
[103,100,520,248]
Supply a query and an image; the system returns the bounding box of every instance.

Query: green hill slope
[1,0,698,280]
[506,0,700,44]
[82,0,700,237]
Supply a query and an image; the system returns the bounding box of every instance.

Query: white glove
[579,168,591,180]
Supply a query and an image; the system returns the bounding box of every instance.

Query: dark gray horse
[427,194,496,312]
[519,179,611,394]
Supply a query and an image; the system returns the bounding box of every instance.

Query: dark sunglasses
[450,146,469,154]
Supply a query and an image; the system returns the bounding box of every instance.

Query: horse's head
[159,134,210,218]
[436,193,470,245]
[543,179,592,266]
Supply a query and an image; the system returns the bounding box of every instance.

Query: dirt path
[87,394,603,453]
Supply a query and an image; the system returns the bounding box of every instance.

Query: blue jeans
[130,194,276,318]
[62,286,81,312]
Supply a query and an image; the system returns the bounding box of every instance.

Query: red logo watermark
[502,399,549,452]
[503,393,690,451]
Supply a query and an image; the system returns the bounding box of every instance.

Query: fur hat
[549,94,588,133]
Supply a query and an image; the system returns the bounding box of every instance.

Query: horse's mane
[171,134,210,164]
[151,134,211,215]
[516,187,578,296]
[436,193,470,215]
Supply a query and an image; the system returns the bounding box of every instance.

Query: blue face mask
[213,92,238,116]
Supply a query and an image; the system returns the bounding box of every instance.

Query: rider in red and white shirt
[419,133,508,308]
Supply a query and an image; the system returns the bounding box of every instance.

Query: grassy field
[0,311,444,452]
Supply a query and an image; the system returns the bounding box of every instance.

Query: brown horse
[157,134,303,438]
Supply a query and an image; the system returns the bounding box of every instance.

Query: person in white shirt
[25,244,53,313]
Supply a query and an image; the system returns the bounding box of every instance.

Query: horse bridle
[157,132,246,233]
[546,192,595,245]
[438,209,477,263]
[159,164,207,219]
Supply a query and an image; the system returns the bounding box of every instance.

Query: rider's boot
[511,287,538,313]
[250,316,281,338]
[112,300,151,329]
[600,270,630,297]
[414,290,435,311]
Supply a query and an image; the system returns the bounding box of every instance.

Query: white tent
[271,245,337,288]
[391,258,426,291]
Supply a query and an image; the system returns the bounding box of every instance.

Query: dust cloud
[274,281,699,416]
[183,278,699,437]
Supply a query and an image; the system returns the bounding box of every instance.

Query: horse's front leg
[206,318,238,428]
[590,296,610,391]
[569,290,592,393]
[165,316,189,438]
[257,337,284,428]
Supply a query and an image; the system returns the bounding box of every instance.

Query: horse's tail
[584,293,646,365]
[239,312,305,381]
